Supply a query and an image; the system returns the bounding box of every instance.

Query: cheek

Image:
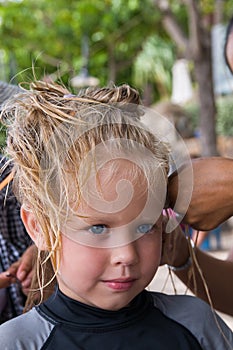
[59,235,107,276]
[140,233,162,269]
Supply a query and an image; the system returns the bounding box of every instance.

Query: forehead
[72,158,166,223]
[97,158,147,190]
[78,158,147,213]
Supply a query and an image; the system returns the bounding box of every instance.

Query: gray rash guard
[0,288,232,350]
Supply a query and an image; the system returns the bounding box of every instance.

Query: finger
[21,278,32,289]
[6,262,20,276]
[21,270,33,289]
[16,245,36,281]
[0,272,16,288]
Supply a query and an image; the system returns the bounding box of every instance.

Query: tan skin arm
[167,157,233,231]
[162,225,233,316]
[164,157,233,315]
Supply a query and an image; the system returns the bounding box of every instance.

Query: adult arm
[161,224,233,316]
[167,157,233,230]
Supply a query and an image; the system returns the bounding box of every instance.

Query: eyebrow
[72,215,113,225]
[76,214,161,226]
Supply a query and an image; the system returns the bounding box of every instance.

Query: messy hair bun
[80,84,141,105]
[1,78,169,216]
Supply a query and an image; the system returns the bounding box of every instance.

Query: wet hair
[1,80,169,306]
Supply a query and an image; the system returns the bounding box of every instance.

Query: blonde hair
[1,80,169,307]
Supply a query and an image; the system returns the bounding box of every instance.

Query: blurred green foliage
[0,0,161,89]
[216,96,233,136]
[133,35,175,101]
[2,0,232,100]
[184,95,233,136]
[0,0,233,150]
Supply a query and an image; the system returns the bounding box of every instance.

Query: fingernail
[5,273,12,278]
[17,271,26,280]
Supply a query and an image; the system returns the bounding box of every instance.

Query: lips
[103,278,137,291]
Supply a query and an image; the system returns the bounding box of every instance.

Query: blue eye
[137,224,153,234]
[88,225,108,235]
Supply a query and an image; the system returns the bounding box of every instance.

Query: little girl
[0,81,232,349]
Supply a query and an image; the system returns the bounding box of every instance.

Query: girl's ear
[21,205,47,250]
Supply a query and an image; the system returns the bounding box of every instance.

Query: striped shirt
[0,155,32,323]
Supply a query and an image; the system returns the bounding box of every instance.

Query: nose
[110,241,139,267]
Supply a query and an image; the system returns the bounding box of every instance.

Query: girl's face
[58,159,164,311]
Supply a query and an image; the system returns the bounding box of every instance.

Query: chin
[98,294,136,311]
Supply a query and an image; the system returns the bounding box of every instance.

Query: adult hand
[16,244,36,295]
[4,245,36,295]
[167,157,233,231]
